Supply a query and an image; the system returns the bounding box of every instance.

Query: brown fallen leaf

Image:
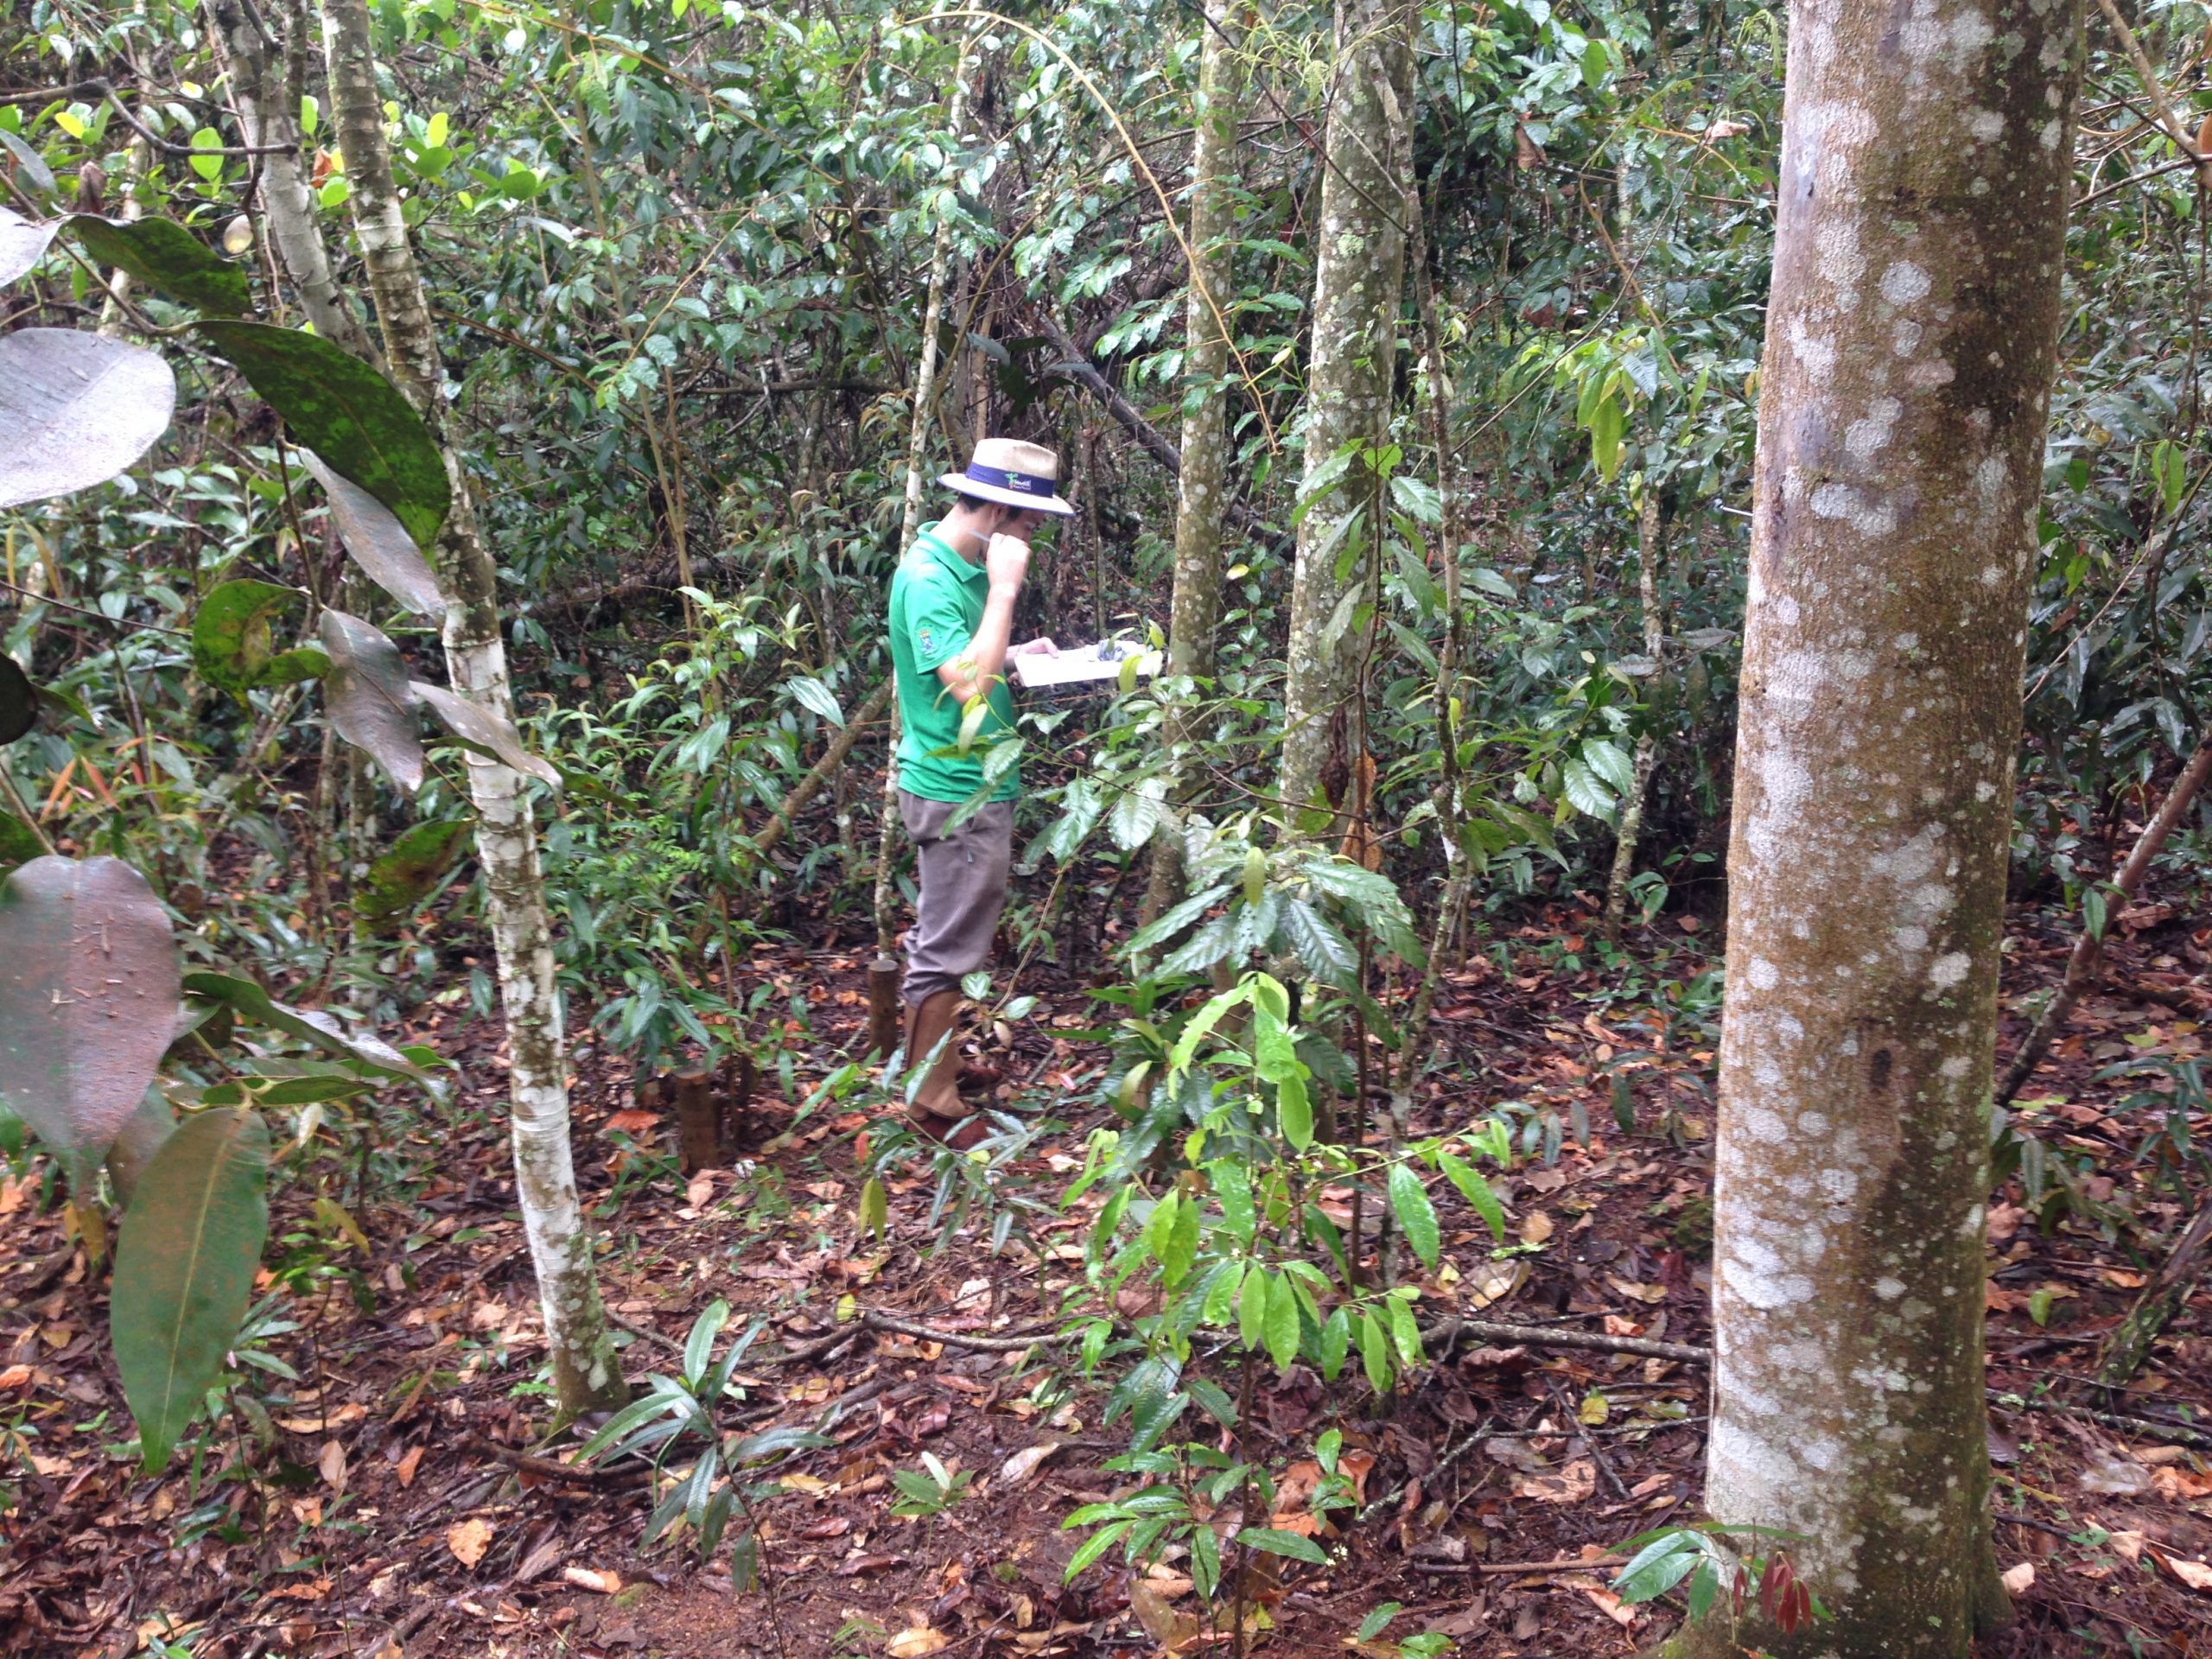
[2160,1554,2212,1593]
[1000,1442,1059,1486]
[562,1565,621,1594]
[1584,1586,1637,1628]
[2000,1561,2035,1595]
[447,1517,494,1568]
[1513,1460,1596,1504]
[1129,1581,1200,1649]
[318,1440,348,1493]
[886,1624,949,1657]
[0,1364,30,1392]
[1519,1211,1554,1246]
[395,1445,424,1489]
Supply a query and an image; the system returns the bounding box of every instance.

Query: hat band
[964,463,1052,499]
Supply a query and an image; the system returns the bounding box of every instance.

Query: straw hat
[939,437,1077,516]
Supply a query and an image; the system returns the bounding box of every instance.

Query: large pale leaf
[67,214,251,317]
[410,681,562,790]
[196,321,449,553]
[0,206,59,286]
[0,329,175,510]
[296,448,446,615]
[192,579,301,694]
[111,1106,270,1470]
[319,609,423,792]
[353,817,472,928]
[0,856,181,1182]
[0,656,35,744]
[180,971,431,1082]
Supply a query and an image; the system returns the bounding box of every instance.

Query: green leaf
[318,610,423,793]
[0,856,179,1185]
[1263,1271,1300,1371]
[1389,1163,1441,1269]
[1065,1518,1133,1580]
[1590,392,1624,483]
[1387,1293,1424,1367]
[1237,1262,1269,1351]
[353,817,472,928]
[1191,1516,1221,1598]
[1319,1306,1351,1380]
[0,815,41,880]
[262,645,331,684]
[1440,1150,1507,1243]
[727,1425,834,1461]
[1277,898,1356,987]
[111,1107,270,1470]
[785,675,845,728]
[297,448,445,615]
[1560,756,1617,820]
[1126,883,1234,957]
[193,580,301,694]
[195,321,448,554]
[1276,1071,1313,1151]
[1581,738,1635,796]
[1581,35,1611,90]
[1236,1526,1328,1566]
[683,1300,731,1389]
[858,1175,888,1242]
[0,329,175,511]
[0,657,35,746]
[67,214,251,317]
[179,972,430,1082]
[1357,1307,1393,1393]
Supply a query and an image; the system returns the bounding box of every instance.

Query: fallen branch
[2097,1192,2212,1385]
[466,1434,652,1489]
[1413,1554,1628,1576]
[608,1311,686,1357]
[1427,1315,1707,1364]
[1999,736,2212,1104]
[751,680,894,856]
[862,1309,1071,1352]
[1988,1391,2212,1451]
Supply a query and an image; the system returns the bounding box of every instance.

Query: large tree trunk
[1686,0,2084,1651]
[1274,0,1412,819]
[1141,0,1245,925]
[320,0,625,1415]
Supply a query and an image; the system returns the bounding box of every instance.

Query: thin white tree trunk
[870,45,974,1054]
[1683,0,2084,1650]
[1142,0,1245,925]
[1601,491,1664,943]
[1276,0,1413,820]
[320,0,624,1414]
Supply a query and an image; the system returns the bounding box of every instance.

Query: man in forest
[888,438,1073,1147]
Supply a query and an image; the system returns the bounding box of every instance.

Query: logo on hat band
[965,464,1045,497]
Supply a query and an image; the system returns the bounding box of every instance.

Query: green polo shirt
[888,523,1021,803]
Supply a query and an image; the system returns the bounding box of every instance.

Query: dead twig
[465,1434,652,1490]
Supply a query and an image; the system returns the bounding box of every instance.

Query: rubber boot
[902,992,991,1150]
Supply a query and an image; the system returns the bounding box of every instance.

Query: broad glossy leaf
[0,135,57,205]
[0,206,59,286]
[353,817,471,927]
[0,657,35,744]
[67,214,250,317]
[112,1106,270,1470]
[0,329,175,510]
[180,971,431,1082]
[298,448,445,613]
[262,645,331,684]
[319,610,423,793]
[196,321,448,553]
[192,580,300,694]
[1389,1163,1440,1268]
[410,680,561,790]
[0,856,179,1182]
[785,674,845,728]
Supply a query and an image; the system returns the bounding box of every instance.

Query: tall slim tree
[1143,0,1246,923]
[1274,0,1412,818]
[317,0,626,1414]
[1686,0,2084,1652]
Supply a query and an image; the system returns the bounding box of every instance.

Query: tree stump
[674,1066,719,1174]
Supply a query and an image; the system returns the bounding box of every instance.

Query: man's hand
[985,531,1032,596]
[1008,637,1059,659]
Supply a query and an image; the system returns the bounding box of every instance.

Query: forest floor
[3,886,2212,1658]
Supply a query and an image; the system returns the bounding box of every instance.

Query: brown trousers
[898,791,1014,1005]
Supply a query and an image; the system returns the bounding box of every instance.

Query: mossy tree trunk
[1687,0,2084,1651]
[1274,0,1412,821]
[321,0,626,1415]
[1142,0,1245,925]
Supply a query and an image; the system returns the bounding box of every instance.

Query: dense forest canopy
[3,0,2212,1651]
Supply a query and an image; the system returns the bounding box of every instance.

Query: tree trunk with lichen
[1678,0,2083,1652]
[1142,0,1245,925]
[321,0,626,1415]
[1274,0,1411,822]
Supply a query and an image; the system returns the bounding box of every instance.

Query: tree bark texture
[1142,1,1247,926]
[321,0,625,1414]
[1275,0,1412,817]
[1996,736,2212,1103]
[1691,0,2083,1652]
[205,0,376,360]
